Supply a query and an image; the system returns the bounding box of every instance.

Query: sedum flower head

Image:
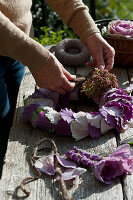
[81,68,118,98]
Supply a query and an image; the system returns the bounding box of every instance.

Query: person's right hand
[86,33,115,71]
[31,53,76,95]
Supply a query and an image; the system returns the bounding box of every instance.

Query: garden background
[32,0,133,45]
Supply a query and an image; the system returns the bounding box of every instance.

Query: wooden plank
[1,64,130,200]
[109,67,133,200]
[52,134,123,200]
[76,65,89,77]
[0,127,123,200]
[111,67,129,90]
[72,66,125,199]
[117,67,133,200]
[0,128,58,200]
[108,67,133,200]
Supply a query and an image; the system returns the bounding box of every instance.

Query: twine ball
[55,39,90,66]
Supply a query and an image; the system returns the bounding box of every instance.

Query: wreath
[23,67,133,141]
[20,29,133,199]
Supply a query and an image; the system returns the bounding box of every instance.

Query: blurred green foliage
[96,0,133,20]
[108,0,133,19]
[34,26,78,45]
[32,0,64,36]
[32,0,78,44]
[32,0,133,44]
[96,0,117,19]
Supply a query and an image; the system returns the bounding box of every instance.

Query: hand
[86,33,115,70]
[31,53,76,95]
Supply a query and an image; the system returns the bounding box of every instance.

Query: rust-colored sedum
[81,68,118,98]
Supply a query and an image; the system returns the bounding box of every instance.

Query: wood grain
[0,61,132,200]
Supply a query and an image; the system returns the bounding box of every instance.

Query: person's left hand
[86,33,115,71]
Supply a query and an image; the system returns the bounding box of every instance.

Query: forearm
[0,11,50,72]
[46,0,100,44]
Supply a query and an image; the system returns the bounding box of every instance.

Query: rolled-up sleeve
[0,11,50,72]
[46,0,100,45]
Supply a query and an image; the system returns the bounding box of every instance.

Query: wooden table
[0,49,133,200]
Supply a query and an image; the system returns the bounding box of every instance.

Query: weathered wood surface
[118,67,133,200]
[0,60,133,200]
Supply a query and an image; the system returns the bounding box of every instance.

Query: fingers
[86,57,105,69]
[33,53,76,95]
[86,33,115,71]
[86,47,115,71]
[62,67,76,81]
[56,81,75,95]
[104,48,115,71]
[94,50,105,69]
[62,75,75,90]
[53,80,75,95]
[45,75,75,95]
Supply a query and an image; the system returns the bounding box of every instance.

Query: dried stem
[19,137,74,200]
[55,167,74,200]
[54,154,74,200]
